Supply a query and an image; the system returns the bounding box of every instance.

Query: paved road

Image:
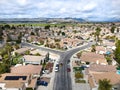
[53,42,95,90]
[21,42,64,55]
[22,42,95,90]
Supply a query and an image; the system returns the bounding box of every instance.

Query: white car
[55,68,59,72]
[55,64,59,72]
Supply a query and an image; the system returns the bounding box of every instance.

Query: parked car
[37,80,48,86]
[80,65,88,70]
[55,64,59,72]
[55,67,59,72]
[56,64,59,67]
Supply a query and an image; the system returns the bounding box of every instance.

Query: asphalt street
[53,42,95,90]
[22,42,95,90]
[21,42,63,55]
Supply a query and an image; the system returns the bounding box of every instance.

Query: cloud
[15,0,27,6]
[0,0,120,21]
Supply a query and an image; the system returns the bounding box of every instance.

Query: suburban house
[11,64,42,78]
[60,38,83,48]
[80,52,107,65]
[103,40,116,50]
[9,34,19,41]
[11,47,31,56]
[0,73,37,90]
[95,46,106,54]
[85,64,118,90]
[88,72,120,90]
[30,49,48,56]
[23,55,45,65]
[86,63,117,74]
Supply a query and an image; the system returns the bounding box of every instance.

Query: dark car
[56,64,59,67]
[67,60,70,64]
[67,68,71,72]
[80,65,88,70]
[37,81,48,86]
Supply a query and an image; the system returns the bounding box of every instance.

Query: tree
[16,32,22,44]
[91,45,96,52]
[39,39,44,45]
[55,43,60,49]
[25,50,30,55]
[58,31,61,35]
[114,40,120,65]
[60,25,65,29]
[35,53,41,56]
[44,25,50,29]
[77,51,82,58]
[110,26,116,33]
[4,24,11,30]
[73,30,77,34]
[105,55,112,65]
[62,32,65,36]
[98,79,112,90]
[14,44,20,50]
[11,25,16,29]
[0,54,11,73]
[0,29,3,41]
[43,59,46,66]
[45,52,49,62]
[94,27,101,42]
[5,43,13,58]
[30,32,35,35]
[40,60,43,65]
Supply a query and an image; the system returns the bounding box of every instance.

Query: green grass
[0,23,76,27]
[34,43,42,46]
[12,55,23,65]
[117,66,120,70]
[75,79,86,83]
[73,67,84,72]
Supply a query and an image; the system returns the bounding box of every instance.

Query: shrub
[86,62,90,65]
[75,79,86,83]
[35,53,41,56]
[75,72,83,79]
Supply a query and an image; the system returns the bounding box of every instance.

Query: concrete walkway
[70,56,90,90]
[37,57,60,90]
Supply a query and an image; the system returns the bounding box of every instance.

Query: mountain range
[0,18,119,23]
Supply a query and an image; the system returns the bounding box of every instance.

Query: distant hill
[0,18,86,23]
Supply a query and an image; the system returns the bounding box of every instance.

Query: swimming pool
[117,70,120,75]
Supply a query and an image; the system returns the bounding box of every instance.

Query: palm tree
[94,27,101,42]
[98,79,112,90]
[5,43,13,58]
[91,45,96,52]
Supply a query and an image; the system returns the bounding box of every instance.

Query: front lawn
[11,55,23,65]
[117,66,120,70]
[75,79,86,83]
[73,67,86,83]
[73,67,84,72]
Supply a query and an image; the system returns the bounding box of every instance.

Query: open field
[0,22,95,27]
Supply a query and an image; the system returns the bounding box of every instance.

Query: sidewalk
[26,42,65,53]
[37,57,60,90]
[67,42,88,51]
[70,55,90,90]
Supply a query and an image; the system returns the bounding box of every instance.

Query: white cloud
[0,0,120,21]
[82,2,96,11]
[16,0,27,6]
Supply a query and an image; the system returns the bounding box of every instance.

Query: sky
[0,0,120,21]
